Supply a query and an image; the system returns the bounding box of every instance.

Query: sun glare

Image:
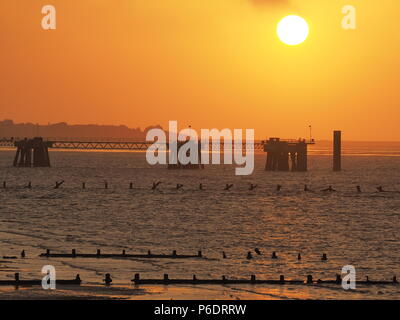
[277,15,309,46]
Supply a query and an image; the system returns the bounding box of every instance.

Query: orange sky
[0,0,399,140]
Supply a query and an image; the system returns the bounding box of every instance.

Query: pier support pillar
[296,144,308,172]
[290,152,297,171]
[278,152,289,171]
[265,138,311,172]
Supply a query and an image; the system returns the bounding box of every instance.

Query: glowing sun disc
[277,15,309,46]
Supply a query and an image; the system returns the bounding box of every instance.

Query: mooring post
[307,275,313,284]
[46,249,50,256]
[172,250,177,256]
[280,275,285,283]
[250,275,256,283]
[15,273,20,282]
[333,131,341,171]
[163,274,169,282]
[134,273,140,282]
[72,249,76,257]
[198,250,202,257]
[82,182,86,189]
[2,181,6,189]
[129,182,133,189]
[97,249,101,256]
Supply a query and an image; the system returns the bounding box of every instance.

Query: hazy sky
[1,0,399,140]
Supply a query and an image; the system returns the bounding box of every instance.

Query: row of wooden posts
[6,249,329,261]
[1,181,394,193]
[38,249,327,261]
[3,248,336,262]
[39,249,203,259]
[0,272,397,287]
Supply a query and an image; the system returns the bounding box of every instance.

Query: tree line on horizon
[0,119,163,140]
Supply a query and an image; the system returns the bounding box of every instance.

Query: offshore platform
[263,138,315,172]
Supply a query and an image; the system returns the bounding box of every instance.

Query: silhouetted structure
[333,131,341,171]
[264,138,314,172]
[39,249,204,259]
[167,141,204,170]
[103,273,112,285]
[13,137,51,167]
[0,273,81,286]
[131,274,398,286]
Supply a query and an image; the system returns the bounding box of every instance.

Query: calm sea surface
[0,141,399,299]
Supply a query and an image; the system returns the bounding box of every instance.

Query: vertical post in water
[333,131,341,171]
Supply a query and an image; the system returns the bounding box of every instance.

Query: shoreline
[0,283,399,300]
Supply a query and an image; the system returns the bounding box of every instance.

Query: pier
[264,138,315,172]
[2,136,321,172]
[0,138,265,151]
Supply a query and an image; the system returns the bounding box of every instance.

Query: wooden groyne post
[333,131,341,171]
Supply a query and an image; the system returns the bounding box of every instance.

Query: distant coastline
[0,119,163,140]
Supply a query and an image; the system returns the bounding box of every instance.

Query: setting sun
[277,15,309,46]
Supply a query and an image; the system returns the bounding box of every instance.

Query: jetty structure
[263,137,315,172]
[12,137,51,167]
[2,133,341,172]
